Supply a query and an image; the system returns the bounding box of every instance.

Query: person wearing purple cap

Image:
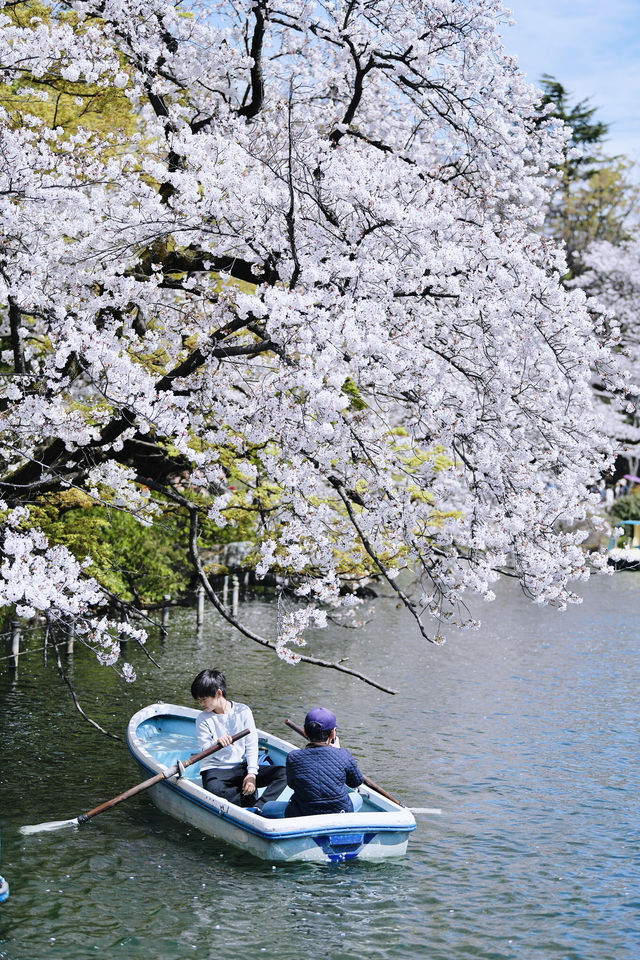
[283,707,364,818]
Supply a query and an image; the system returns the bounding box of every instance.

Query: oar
[20,728,251,835]
[284,719,442,816]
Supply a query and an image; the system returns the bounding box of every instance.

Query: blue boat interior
[135,713,384,812]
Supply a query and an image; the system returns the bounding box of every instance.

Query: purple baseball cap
[304,706,337,733]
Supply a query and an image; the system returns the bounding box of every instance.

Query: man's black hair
[191,669,226,700]
[304,720,331,742]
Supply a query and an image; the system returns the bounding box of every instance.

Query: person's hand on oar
[20,729,251,835]
[285,718,404,805]
[284,719,442,816]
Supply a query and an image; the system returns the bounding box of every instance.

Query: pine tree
[538,75,638,276]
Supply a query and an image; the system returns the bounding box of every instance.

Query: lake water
[0,572,638,960]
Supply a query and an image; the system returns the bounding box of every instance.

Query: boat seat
[260,793,363,818]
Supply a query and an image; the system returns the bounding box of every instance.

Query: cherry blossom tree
[534,78,638,495]
[572,237,640,475]
[0,0,620,689]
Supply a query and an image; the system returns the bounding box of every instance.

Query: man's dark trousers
[201,762,287,808]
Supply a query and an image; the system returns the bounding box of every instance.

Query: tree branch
[238,1,266,120]
[330,46,374,146]
[8,296,26,374]
[50,624,123,741]
[328,475,439,645]
[178,495,397,694]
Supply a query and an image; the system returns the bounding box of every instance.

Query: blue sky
[499,1,640,163]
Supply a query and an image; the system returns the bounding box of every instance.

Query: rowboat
[127,703,416,862]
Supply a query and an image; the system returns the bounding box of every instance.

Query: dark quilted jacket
[285,744,363,817]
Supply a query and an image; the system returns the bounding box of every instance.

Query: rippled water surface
[1,574,638,960]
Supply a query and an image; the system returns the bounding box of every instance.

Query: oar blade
[19,728,251,837]
[407,807,442,815]
[19,818,80,835]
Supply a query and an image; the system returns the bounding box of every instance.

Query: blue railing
[607,519,640,552]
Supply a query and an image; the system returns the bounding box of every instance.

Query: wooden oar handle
[285,718,307,740]
[79,728,251,822]
[182,728,251,770]
[284,718,404,807]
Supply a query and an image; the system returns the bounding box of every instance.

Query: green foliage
[28,491,185,601]
[341,377,368,411]
[561,160,638,249]
[609,494,640,523]
[0,1,137,144]
[537,75,638,277]
[539,74,609,182]
[28,489,257,604]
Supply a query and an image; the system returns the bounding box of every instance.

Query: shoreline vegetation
[2,489,637,641]
[3,488,637,735]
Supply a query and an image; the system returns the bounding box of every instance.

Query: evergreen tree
[538,75,638,276]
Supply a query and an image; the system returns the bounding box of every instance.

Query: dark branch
[8,296,26,374]
[177,493,397,693]
[50,626,123,741]
[147,247,279,288]
[238,1,266,120]
[328,474,438,645]
[330,47,375,146]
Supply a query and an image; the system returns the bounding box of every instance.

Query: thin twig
[329,477,438,644]
[49,626,123,741]
[183,504,397,695]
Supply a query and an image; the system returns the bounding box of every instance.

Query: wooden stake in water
[161,595,170,635]
[196,585,205,628]
[9,621,20,673]
[232,575,239,615]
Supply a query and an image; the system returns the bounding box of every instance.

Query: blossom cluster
[0,502,144,679]
[572,239,640,472]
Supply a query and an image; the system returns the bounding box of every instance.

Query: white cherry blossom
[0,0,619,676]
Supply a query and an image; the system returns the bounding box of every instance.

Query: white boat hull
[127,703,416,863]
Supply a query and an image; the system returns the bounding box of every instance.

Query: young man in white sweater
[191,668,287,810]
